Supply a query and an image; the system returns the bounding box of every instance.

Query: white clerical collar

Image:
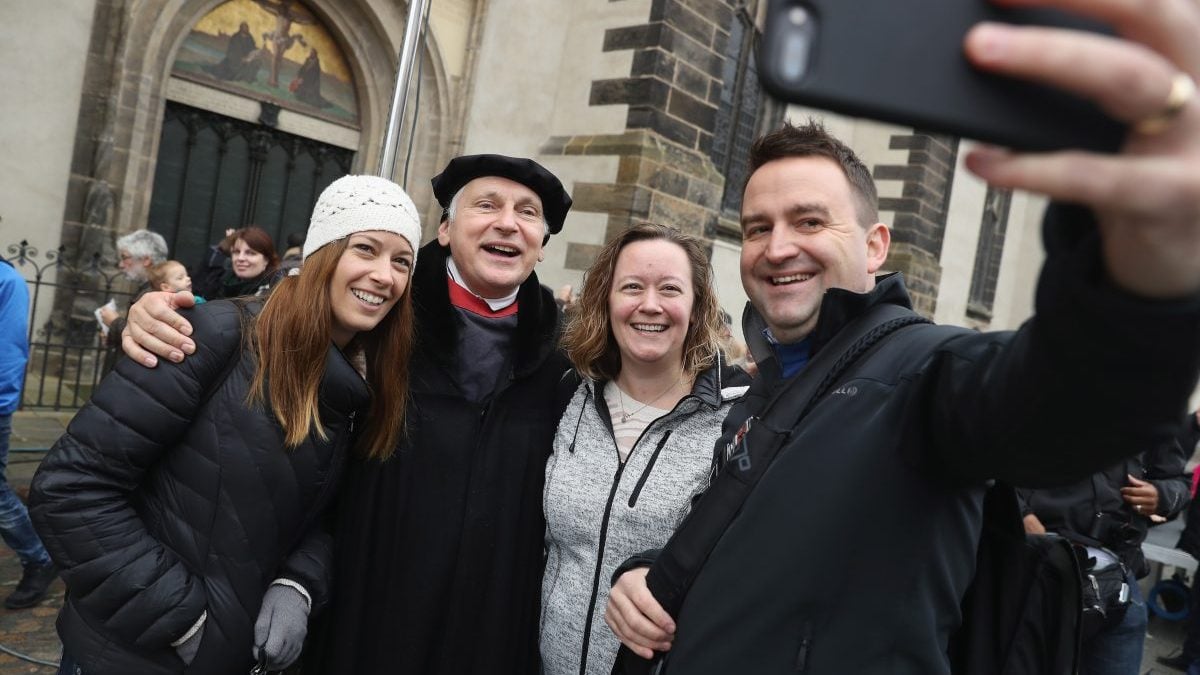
[446,257,519,311]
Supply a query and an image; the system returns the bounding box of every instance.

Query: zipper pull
[348,411,357,433]
[795,639,810,671]
[795,622,813,671]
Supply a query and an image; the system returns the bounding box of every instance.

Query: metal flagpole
[377,0,433,180]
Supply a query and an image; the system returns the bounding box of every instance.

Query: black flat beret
[431,154,573,234]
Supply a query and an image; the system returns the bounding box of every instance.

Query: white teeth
[632,323,667,332]
[771,273,813,285]
[352,289,386,305]
[486,245,519,255]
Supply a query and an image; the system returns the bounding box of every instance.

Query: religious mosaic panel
[172,0,359,127]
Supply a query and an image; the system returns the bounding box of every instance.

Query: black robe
[306,241,571,674]
[293,53,330,108]
[206,27,258,83]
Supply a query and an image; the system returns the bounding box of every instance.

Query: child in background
[148,260,205,304]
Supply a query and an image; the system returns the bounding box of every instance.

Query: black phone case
[758,0,1125,153]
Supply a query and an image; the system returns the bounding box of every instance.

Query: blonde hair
[148,260,185,291]
[561,223,722,381]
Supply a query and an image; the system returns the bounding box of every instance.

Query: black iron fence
[6,240,139,411]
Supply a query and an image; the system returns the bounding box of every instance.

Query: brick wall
[542,0,742,270]
[874,131,960,317]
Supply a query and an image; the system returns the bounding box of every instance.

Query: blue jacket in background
[0,261,29,415]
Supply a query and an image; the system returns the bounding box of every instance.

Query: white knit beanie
[303,175,422,262]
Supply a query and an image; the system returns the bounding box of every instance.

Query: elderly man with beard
[99,229,168,373]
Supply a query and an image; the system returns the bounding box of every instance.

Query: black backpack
[948,482,1083,675]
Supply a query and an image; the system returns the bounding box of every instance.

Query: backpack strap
[644,302,930,618]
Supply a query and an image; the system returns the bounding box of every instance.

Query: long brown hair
[561,223,722,382]
[248,238,413,460]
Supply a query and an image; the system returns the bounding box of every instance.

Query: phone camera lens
[788,6,809,25]
[774,3,815,83]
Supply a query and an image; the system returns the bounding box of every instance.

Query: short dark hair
[746,119,879,227]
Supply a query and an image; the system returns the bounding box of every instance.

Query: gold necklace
[618,374,684,423]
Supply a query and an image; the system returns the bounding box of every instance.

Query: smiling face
[329,232,414,348]
[231,238,269,280]
[436,176,545,298]
[740,156,890,344]
[608,238,695,373]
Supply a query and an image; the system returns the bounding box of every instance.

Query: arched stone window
[966,186,1013,323]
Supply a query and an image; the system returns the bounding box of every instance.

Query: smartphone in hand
[758,0,1125,153]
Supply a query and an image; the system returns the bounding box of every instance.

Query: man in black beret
[432,153,573,238]
[118,155,575,675]
[309,155,574,674]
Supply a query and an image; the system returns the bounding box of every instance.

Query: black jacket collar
[412,240,561,377]
[743,272,914,378]
[808,273,913,355]
[689,355,727,408]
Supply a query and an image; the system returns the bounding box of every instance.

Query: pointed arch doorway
[147,100,353,270]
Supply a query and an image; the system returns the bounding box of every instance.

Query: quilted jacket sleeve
[277,524,334,613]
[29,301,244,648]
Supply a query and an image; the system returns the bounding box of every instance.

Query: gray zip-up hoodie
[540,362,746,675]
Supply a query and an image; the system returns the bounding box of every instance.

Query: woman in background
[193,225,283,299]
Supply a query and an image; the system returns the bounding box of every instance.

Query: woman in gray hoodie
[540,223,747,675]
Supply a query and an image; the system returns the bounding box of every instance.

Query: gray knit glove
[253,584,311,670]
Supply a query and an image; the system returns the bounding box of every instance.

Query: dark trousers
[1185,575,1200,665]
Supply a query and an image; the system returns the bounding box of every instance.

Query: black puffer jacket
[30,300,367,675]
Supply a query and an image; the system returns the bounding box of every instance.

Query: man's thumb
[174,289,196,308]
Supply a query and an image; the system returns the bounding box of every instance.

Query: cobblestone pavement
[0,411,68,673]
[1145,599,1190,675]
[0,411,1191,674]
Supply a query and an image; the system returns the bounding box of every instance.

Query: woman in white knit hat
[29,175,421,675]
